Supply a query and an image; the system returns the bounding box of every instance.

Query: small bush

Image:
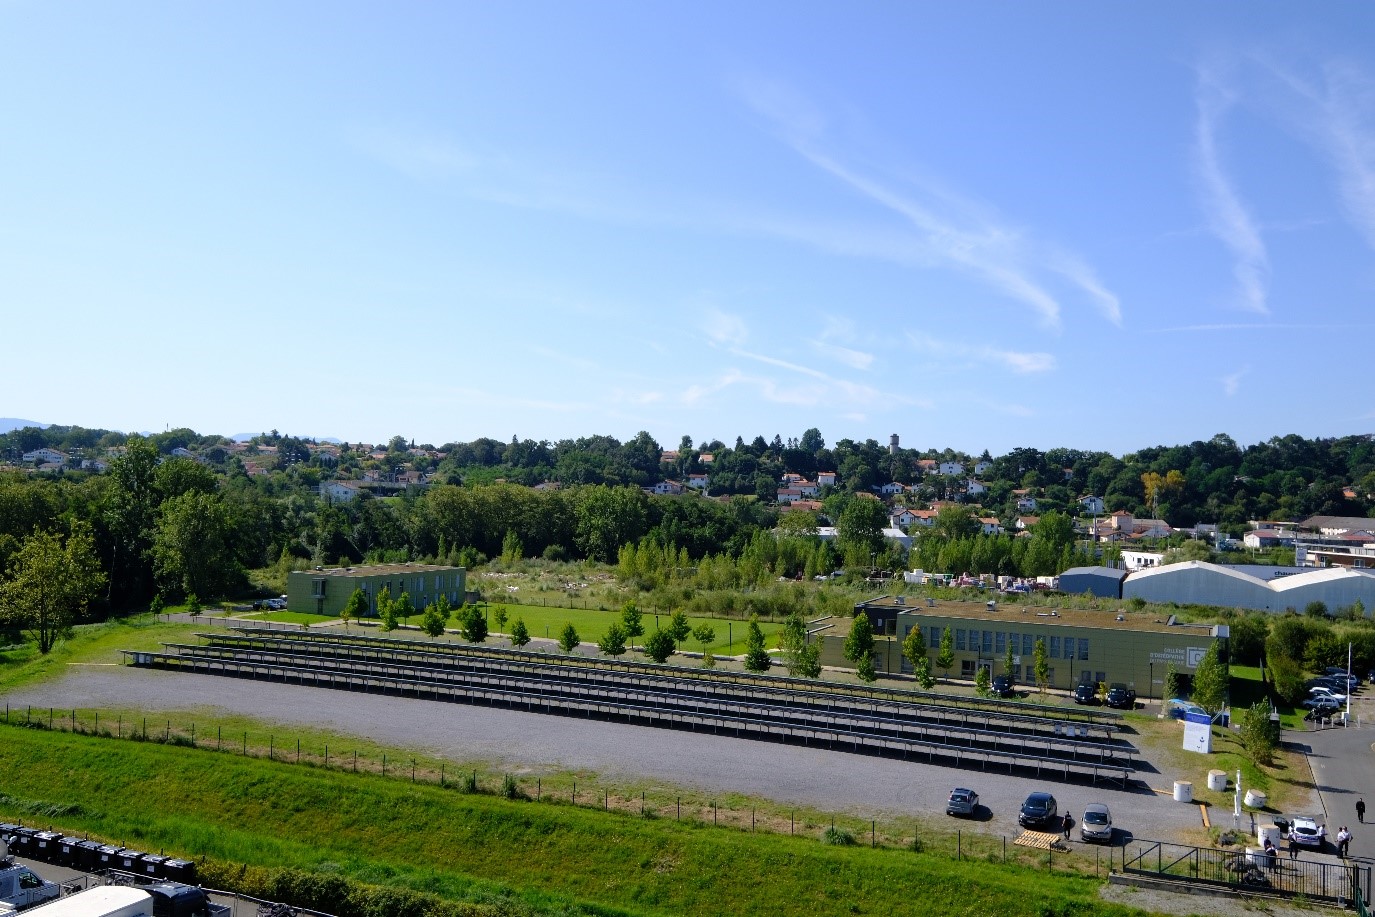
[821,827,855,846]
[460,770,479,794]
[501,774,523,800]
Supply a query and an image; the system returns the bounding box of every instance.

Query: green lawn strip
[0,618,205,693]
[470,603,784,655]
[238,611,339,626]
[0,727,1148,917]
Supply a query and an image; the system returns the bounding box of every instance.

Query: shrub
[821,826,855,846]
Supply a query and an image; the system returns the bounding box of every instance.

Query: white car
[1080,803,1113,843]
[1289,816,1325,848]
[1309,686,1348,703]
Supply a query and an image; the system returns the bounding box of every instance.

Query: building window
[1063,639,1075,659]
[929,626,941,648]
[956,629,966,651]
[1050,636,1060,658]
[981,630,993,654]
[961,660,976,677]
[995,632,1006,654]
[1022,634,1034,656]
[1095,671,1106,685]
[1047,667,1056,685]
[1078,638,1090,661]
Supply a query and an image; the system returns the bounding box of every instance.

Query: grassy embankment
[0,725,1154,917]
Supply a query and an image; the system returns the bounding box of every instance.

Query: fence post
[958,830,961,861]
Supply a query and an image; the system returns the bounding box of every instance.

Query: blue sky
[5,2,1375,454]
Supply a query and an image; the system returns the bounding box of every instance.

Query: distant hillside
[0,418,47,433]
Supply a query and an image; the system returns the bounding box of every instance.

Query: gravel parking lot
[3,665,1208,842]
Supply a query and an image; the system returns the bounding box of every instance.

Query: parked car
[1289,816,1325,848]
[1324,667,1362,686]
[1018,792,1058,829]
[946,787,979,817]
[1079,803,1113,843]
[1301,695,1343,712]
[1072,683,1097,705]
[1105,684,1137,709]
[1308,686,1348,703]
[991,675,1016,698]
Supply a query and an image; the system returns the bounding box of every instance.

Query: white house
[81,459,109,472]
[1015,495,1039,512]
[22,448,67,464]
[320,481,361,503]
[878,481,905,496]
[938,461,965,476]
[171,447,196,459]
[817,471,837,488]
[891,509,920,530]
[649,480,685,496]
[1079,495,1105,515]
[978,517,1004,535]
[1015,515,1039,531]
[687,473,708,490]
[966,479,987,496]
[973,460,992,475]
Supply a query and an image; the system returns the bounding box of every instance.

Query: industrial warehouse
[1057,560,1375,613]
[820,595,1228,699]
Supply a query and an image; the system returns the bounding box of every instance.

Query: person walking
[1358,798,1366,824]
[1288,833,1298,860]
[1062,811,1073,840]
[1338,826,1351,859]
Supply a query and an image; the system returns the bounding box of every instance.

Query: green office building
[818,595,1228,698]
[287,563,467,618]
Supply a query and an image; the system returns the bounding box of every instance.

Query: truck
[0,840,61,910]
[13,883,229,917]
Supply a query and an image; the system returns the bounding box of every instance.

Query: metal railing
[1121,839,1371,905]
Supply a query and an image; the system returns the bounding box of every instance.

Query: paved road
[1304,704,1375,863]
[1,666,1205,844]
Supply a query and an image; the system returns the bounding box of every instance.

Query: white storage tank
[1207,769,1228,792]
[1173,780,1193,802]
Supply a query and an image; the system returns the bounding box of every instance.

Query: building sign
[1149,646,1209,670]
[1183,710,1212,754]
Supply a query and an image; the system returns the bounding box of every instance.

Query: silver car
[946,787,979,817]
[1080,803,1113,843]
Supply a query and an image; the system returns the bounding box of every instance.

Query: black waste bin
[139,854,167,877]
[54,835,82,867]
[31,831,62,864]
[74,839,103,870]
[10,826,38,856]
[115,849,146,872]
[162,858,196,883]
[95,843,124,869]
[0,823,20,845]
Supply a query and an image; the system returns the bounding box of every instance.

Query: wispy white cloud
[704,309,749,346]
[1143,322,1361,333]
[1222,366,1249,397]
[1194,66,1269,314]
[810,315,875,370]
[1260,58,1375,252]
[737,78,1122,330]
[905,332,1055,375]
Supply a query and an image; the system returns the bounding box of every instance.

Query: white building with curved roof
[1122,561,1375,613]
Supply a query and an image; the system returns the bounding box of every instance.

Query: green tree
[380,599,398,632]
[935,626,954,681]
[152,490,242,600]
[493,605,509,633]
[393,591,415,626]
[855,651,877,682]
[780,611,816,677]
[844,612,876,677]
[597,621,628,657]
[421,595,451,638]
[1003,639,1015,680]
[186,593,202,617]
[644,628,676,663]
[743,616,771,672]
[1240,701,1278,766]
[1164,662,1182,700]
[913,655,936,690]
[0,527,105,654]
[621,602,645,651]
[558,622,580,654]
[1267,653,1306,704]
[148,593,165,616]
[341,587,367,628]
[667,610,692,644]
[509,617,531,648]
[1033,637,1050,693]
[459,603,489,642]
[1191,641,1228,716]
[692,623,716,667]
[974,666,992,696]
[500,529,524,564]
[375,590,393,626]
[902,624,928,674]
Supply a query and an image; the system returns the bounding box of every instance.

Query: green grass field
[0,726,1151,917]
[460,602,785,655]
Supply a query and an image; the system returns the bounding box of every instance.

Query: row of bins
[0,823,196,882]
